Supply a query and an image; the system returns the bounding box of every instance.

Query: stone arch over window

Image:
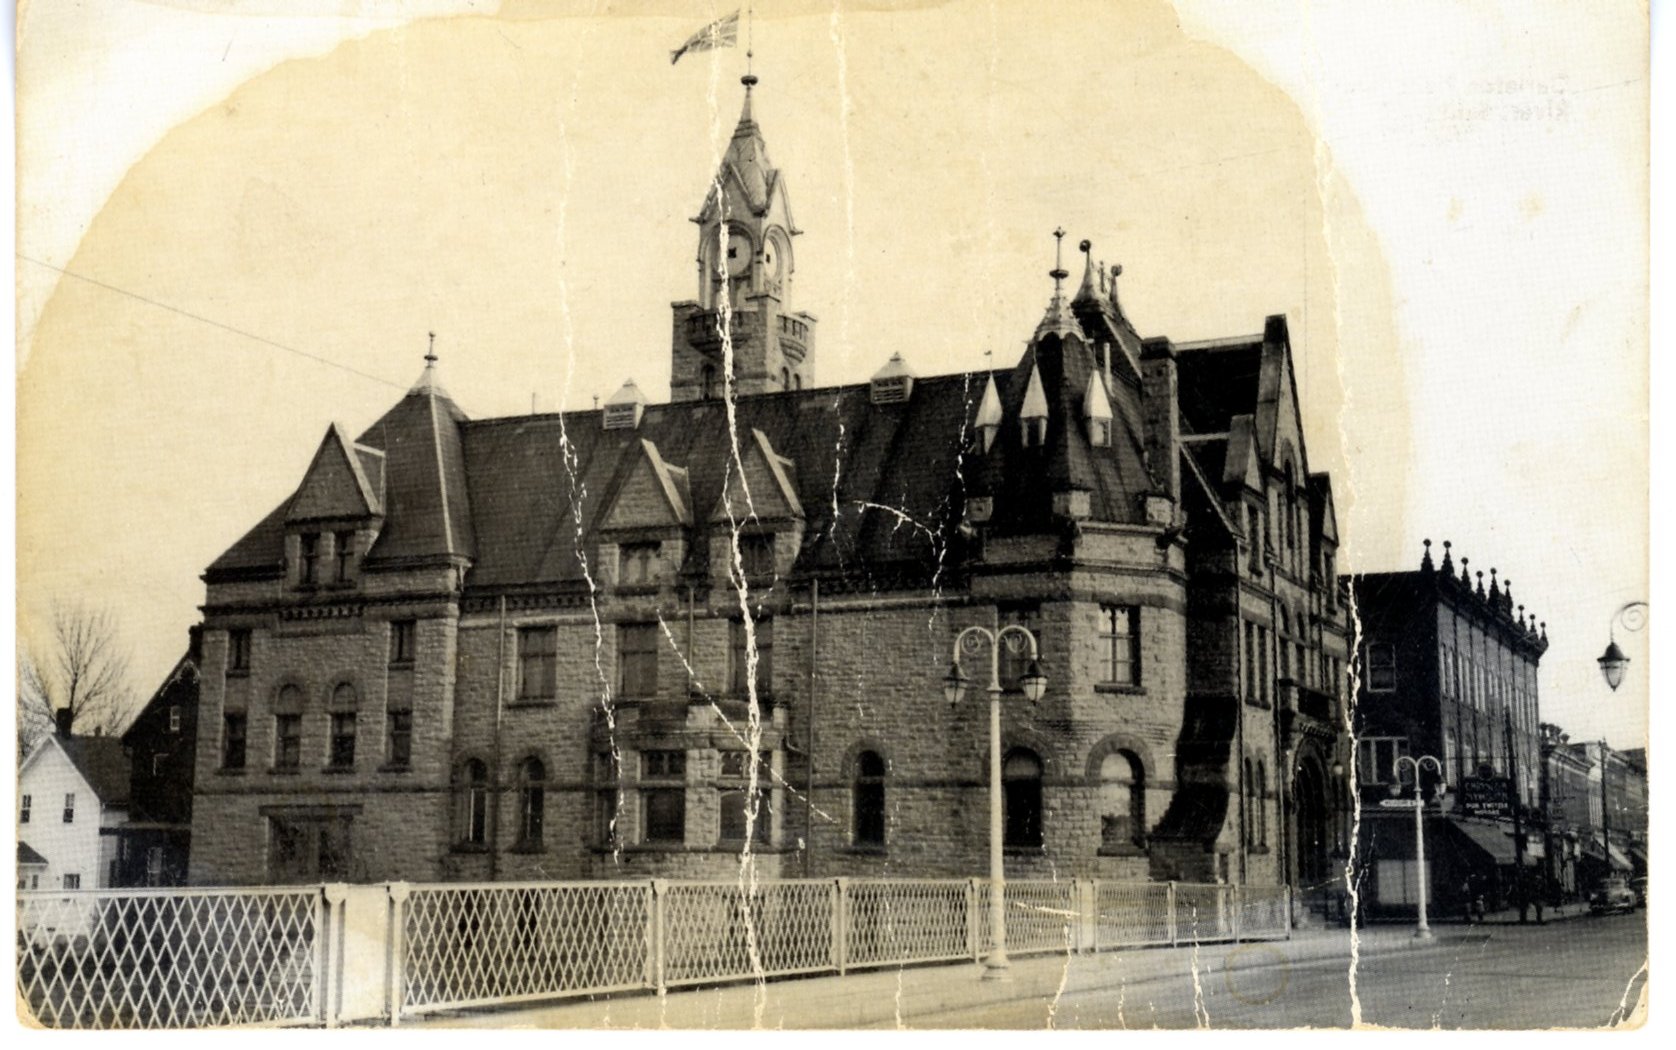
[852,748,888,847]
[1002,748,1044,849]
[454,757,489,847]
[516,755,546,849]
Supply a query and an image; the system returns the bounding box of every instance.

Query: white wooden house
[17,724,131,890]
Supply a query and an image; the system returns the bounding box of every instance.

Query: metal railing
[16,886,323,1029]
[18,878,1290,1028]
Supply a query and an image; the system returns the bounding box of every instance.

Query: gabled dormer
[284,423,385,590]
[598,438,693,589]
[708,428,804,583]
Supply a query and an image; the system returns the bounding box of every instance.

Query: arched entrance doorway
[1293,757,1332,890]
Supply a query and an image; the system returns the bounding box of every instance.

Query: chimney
[1139,337,1181,505]
[55,707,74,738]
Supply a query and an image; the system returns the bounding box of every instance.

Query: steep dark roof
[58,736,131,807]
[358,386,476,565]
[1174,337,1262,436]
[18,842,47,867]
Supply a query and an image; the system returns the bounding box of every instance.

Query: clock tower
[671,75,817,401]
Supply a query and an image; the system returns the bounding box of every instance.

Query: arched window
[853,750,887,847]
[794,373,803,390]
[517,757,546,849]
[456,759,488,847]
[1099,750,1145,851]
[781,366,791,390]
[701,364,718,401]
[327,682,357,769]
[274,684,304,771]
[1243,757,1256,847]
[1254,760,1268,847]
[1002,749,1044,848]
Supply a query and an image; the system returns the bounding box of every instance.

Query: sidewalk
[408,918,1589,1030]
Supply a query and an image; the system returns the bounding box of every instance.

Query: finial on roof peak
[1075,239,1101,303]
[1050,228,1069,295]
[409,332,450,397]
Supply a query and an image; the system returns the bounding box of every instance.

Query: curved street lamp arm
[1608,601,1649,642]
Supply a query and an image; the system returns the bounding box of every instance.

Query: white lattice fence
[400,881,653,1013]
[977,881,1078,956]
[1235,884,1291,940]
[843,880,974,967]
[1173,882,1235,942]
[661,880,836,986]
[1092,881,1174,949]
[16,888,322,1030]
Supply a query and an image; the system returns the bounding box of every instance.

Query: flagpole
[747,4,754,75]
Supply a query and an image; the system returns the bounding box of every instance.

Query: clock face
[725,231,753,277]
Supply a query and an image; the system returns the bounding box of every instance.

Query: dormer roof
[286,423,384,523]
[710,428,803,524]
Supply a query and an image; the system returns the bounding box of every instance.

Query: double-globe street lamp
[1597,601,1648,691]
[944,625,1048,980]
[1391,754,1447,940]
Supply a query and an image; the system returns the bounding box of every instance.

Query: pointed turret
[973,371,1003,452]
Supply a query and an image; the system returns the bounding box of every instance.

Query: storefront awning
[1607,843,1633,871]
[1446,818,1522,865]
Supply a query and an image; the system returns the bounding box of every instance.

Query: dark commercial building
[1348,541,1548,919]
[114,630,202,886]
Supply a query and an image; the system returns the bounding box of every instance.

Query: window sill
[508,698,557,710]
[1096,844,1149,858]
[225,669,250,680]
[450,843,489,855]
[268,767,302,776]
[1247,846,1272,856]
[215,767,248,777]
[1094,683,1145,696]
[509,843,547,855]
[378,763,412,774]
[388,660,415,671]
[1004,845,1047,857]
[841,845,889,856]
[321,766,356,775]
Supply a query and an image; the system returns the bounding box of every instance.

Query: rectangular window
[1365,643,1397,692]
[1355,736,1412,785]
[390,620,416,665]
[62,873,81,891]
[335,530,356,582]
[641,749,686,844]
[228,629,252,674]
[145,847,164,887]
[152,753,166,776]
[20,794,30,824]
[387,711,413,768]
[1244,622,1258,703]
[998,606,1041,691]
[62,793,75,824]
[168,706,181,733]
[594,752,622,845]
[728,619,773,696]
[299,532,319,586]
[1257,626,1270,705]
[329,712,357,769]
[738,534,776,578]
[1375,859,1431,906]
[275,714,302,771]
[267,815,354,883]
[618,623,659,698]
[719,788,773,844]
[618,541,661,586]
[1099,604,1141,686]
[517,625,558,702]
[223,713,248,770]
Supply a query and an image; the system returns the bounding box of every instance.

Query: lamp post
[944,624,1047,980]
[1597,601,1648,691]
[1391,754,1446,940]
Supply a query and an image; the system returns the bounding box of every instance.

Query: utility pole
[1599,739,1612,880]
[1504,709,1529,923]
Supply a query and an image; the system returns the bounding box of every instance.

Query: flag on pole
[670,11,740,64]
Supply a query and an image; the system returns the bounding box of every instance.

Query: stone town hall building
[189,78,1352,906]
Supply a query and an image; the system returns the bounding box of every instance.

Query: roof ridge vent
[603,379,647,430]
[870,352,915,405]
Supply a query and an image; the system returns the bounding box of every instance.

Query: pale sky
[13,0,1649,751]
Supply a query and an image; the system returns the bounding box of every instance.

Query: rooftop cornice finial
[1460,556,1471,586]
[1050,227,1068,297]
[1440,539,1454,574]
[1422,537,1434,572]
[1075,239,1099,302]
[426,331,437,365]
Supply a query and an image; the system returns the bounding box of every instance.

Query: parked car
[1591,878,1636,915]
[1630,876,1648,909]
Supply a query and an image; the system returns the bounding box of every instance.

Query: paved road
[885,914,1648,1029]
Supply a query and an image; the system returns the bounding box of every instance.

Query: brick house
[112,629,202,886]
[188,77,1351,906]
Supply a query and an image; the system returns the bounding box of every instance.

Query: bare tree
[18,601,135,756]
